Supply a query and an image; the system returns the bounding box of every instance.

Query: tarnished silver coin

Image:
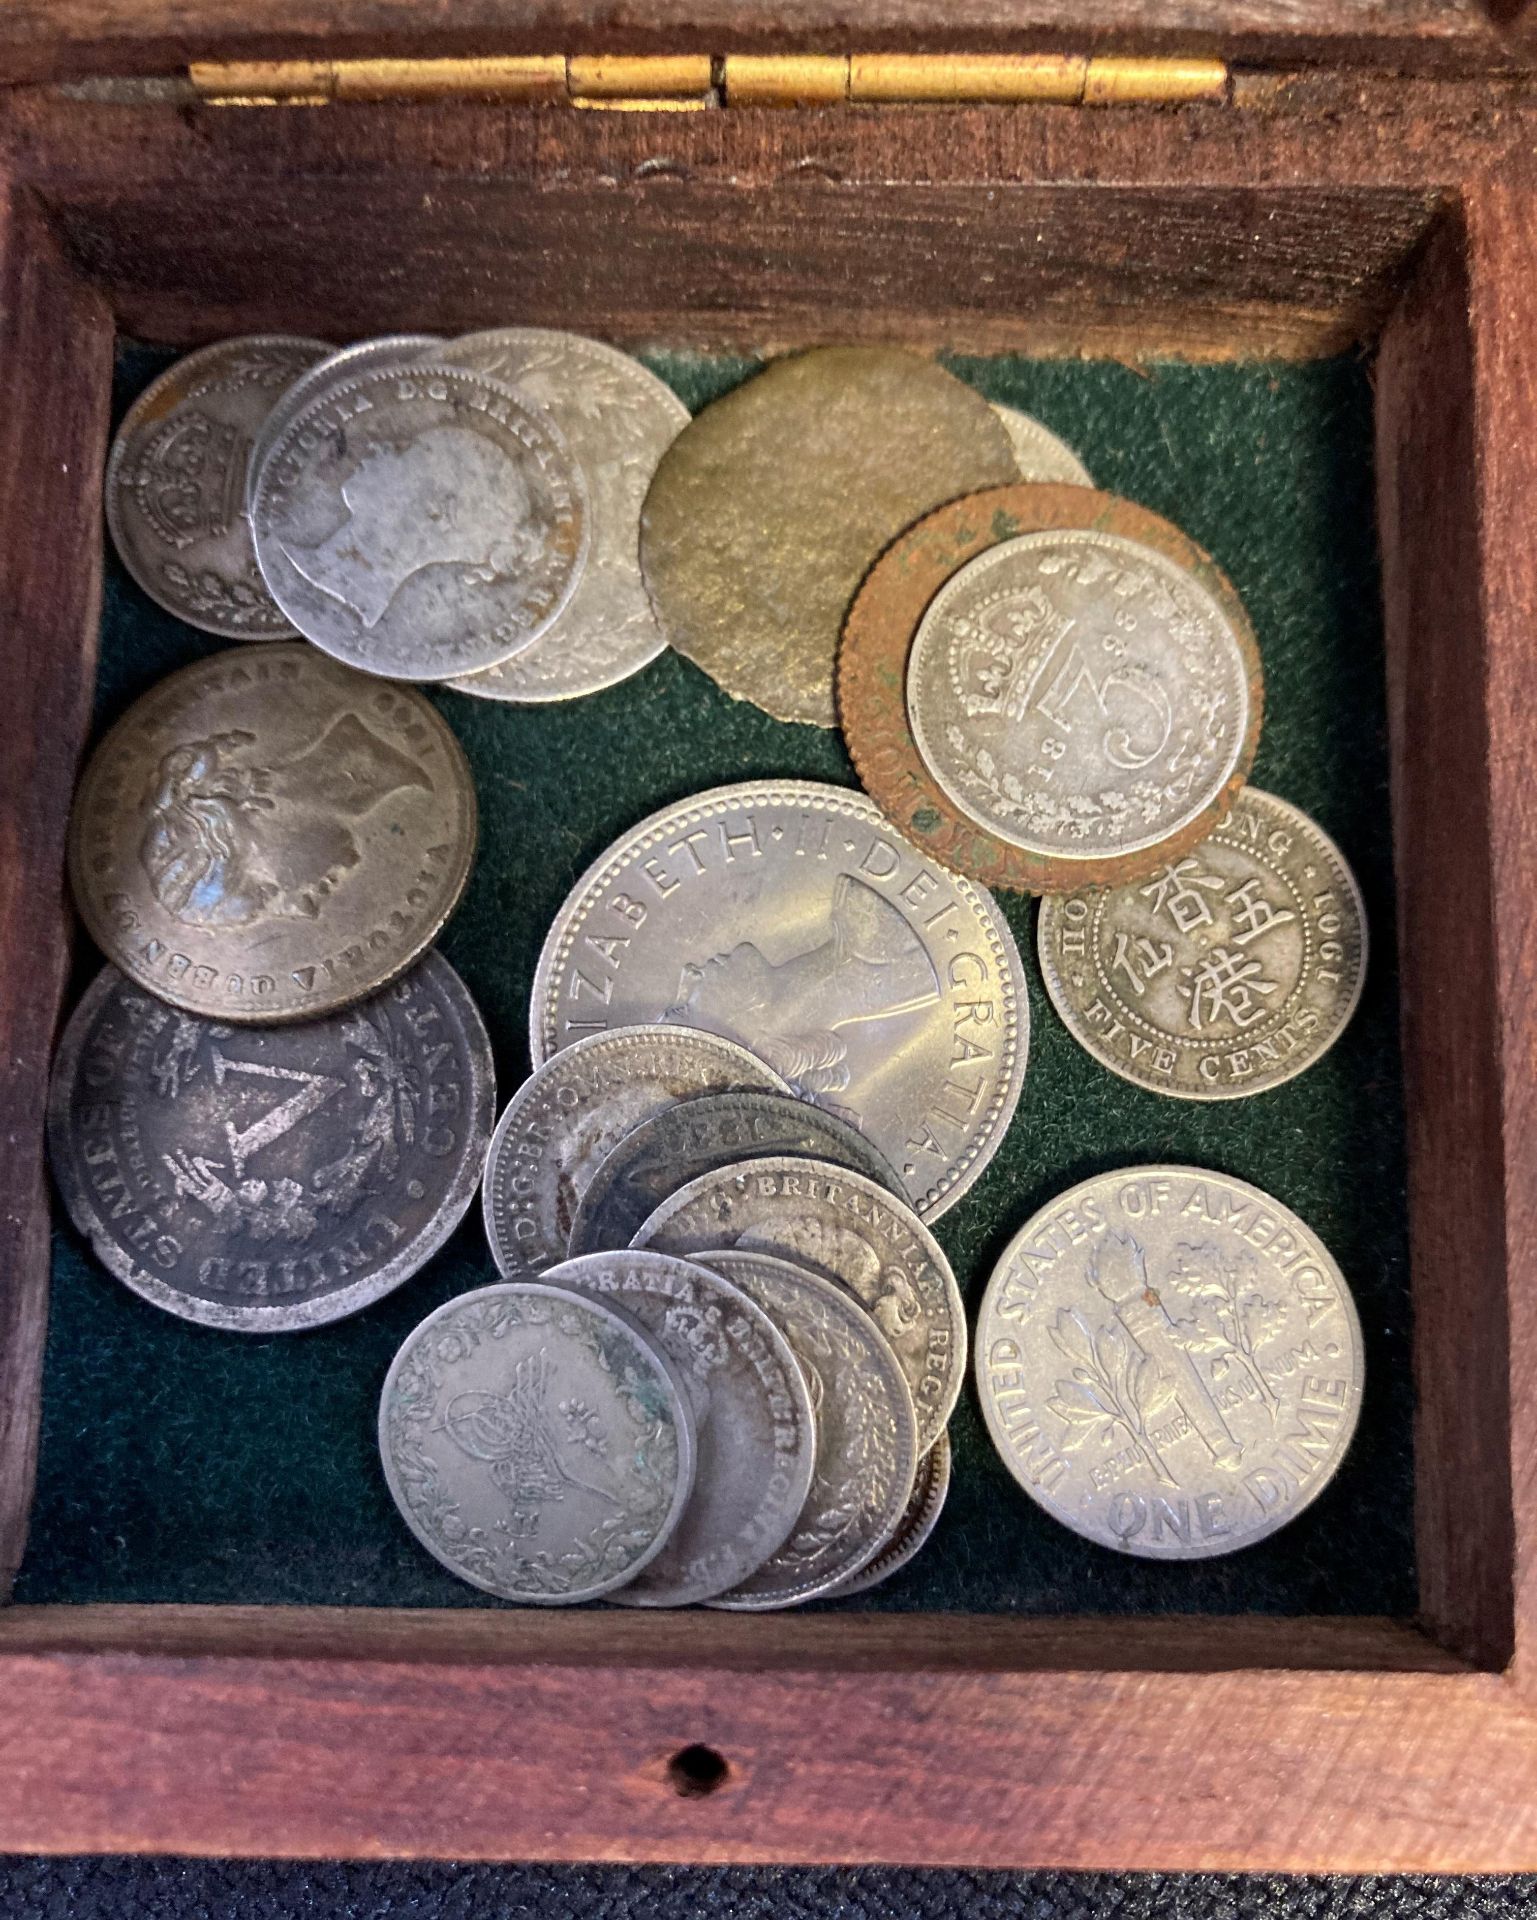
[481,1024,787,1276]
[822,1429,951,1599]
[246,335,441,514]
[544,1249,816,1606]
[634,1155,965,1454]
[976,1165,1364,1559]
[1039,788,1367,1100]
[689,1248,918,1609]
[379,1279,696,1604]
[251,361,587,680]
[106,335,331,639]
[48,952,495,1331]
[992,406,1094,486]
[529,779,1028,1219]
[439,331,690,703]
[905,525,1259,863]
[67,644,477,1022]
[568,1088,902,1259]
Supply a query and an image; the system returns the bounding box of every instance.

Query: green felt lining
[14,344,1413,1614]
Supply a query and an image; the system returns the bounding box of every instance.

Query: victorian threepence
[106,335,330,639]
[1038,788,1367,1099]
[690,1248,919,1608]
[545,1250,816,1606]
[480,1024,787,1276]
[567,1088,903,1259]
[905,529,1255,861]
[529,780,1028,1218]
[379,1281,696,1604]
[822,1429,952,1598]
[639,347,1017,728]
[440,330,691,703]
[634,1155,965,1456]
[251,362,587,680]
[976,1167,1364,1558]
[48,952,495,1330]
[991,406,1094,486]
[67,645,477,1022]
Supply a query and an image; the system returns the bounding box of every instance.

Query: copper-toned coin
[640,348,1016,730]
[838,485,1264,894]
[67,643,476,1022]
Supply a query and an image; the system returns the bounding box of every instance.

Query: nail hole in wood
[666,1742,730,1797]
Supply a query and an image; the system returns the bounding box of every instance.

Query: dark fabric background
[2,1860,1534,1920]
[16,345,1412,1618]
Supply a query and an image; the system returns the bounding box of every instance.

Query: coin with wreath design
[379,1280,697,1604]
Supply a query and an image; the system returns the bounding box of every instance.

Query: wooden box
[3,1,1537,1874]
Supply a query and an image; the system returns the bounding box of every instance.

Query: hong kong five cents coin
[481,1023,787,1276]
[106,335,331,640]
[992,406,1094,486]
[251,361,587,680]
[379,1280,696,1604]
[440,331,691,704]
[640,347,1017,729]
[545,1249,816,1606]
[634,1155,965,1454]
[1038,788,1367,1100]
[689,1248,919,1609]
[822,1428,951,1600]
[67,644,476,1022]
[839,485,1263,893]
[568,1087,903,1259]
[529,779,1028,1218]
[48,951,495,1331]
[975,1166,1364,1559]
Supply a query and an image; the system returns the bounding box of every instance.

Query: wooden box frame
[1,46,1536,1873]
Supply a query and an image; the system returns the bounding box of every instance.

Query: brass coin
[838,484,1263,893]
[67,643,476,1022]
[639,347,1017,730]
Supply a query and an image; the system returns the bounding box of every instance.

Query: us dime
[822,1429,951,1599]
[379,1280,696,1604]
[568,1088,903,1259]
[975,1166,1364,1559]
[439,331,690,703]
[905,522,1260,864]
[992,406,1094,486]
[106,335,331,639]
[251,362,587,680]
[529,779,1028,1218]
[545,1250,816,1606]
[48,952,495,1331]
[1038,788,1367,1099]
[67,644,477,1022]
[640,347,1017,728]
[481,1024,787,1276]
[689,1248,918,1608]
[634,1155,965,1454]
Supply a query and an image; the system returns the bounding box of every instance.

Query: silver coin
[905,529,1257,859]
[481,1024,787,1276]
[1038,788,1367,1100]
[991,405,1094,486]
[543,1249,816,1606]
[633,1155,965,1454]
[251,361,588,680]
[529,779,1028,1219]
[379,1279,696,1604]
[439,331,690,704]
[48,951,495,1331]
[688,1248,919,1609]
[246,335,442,515]
[568,1088,903,1259]
[106,335,331,640]
[975,1165,1364,1559]
[822,1429,951,1599]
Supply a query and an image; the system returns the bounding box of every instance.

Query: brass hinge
[183,52,1229,110]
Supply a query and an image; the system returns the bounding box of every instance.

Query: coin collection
[46,330,1375,1605]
